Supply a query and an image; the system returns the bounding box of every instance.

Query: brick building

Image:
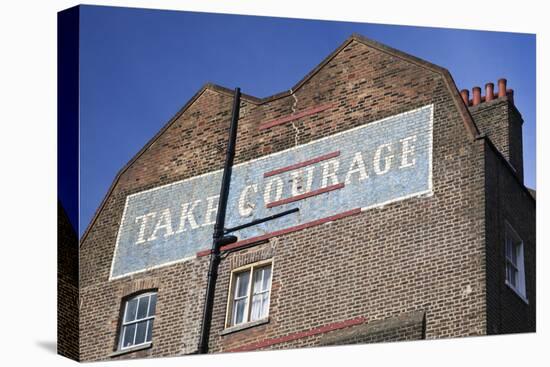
[73,34,535,361]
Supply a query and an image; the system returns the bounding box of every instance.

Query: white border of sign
[109,104,434,280]
[2,1,545,367]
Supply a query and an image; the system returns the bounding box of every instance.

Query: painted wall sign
[110,105,433,279]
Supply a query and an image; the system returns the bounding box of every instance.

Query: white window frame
[118,291,157,350]
[225,260,273,329]
[504,221,528,303]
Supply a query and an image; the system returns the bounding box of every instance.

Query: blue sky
[77,5,536,236]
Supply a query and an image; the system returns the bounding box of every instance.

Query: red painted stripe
[266,183,345,208]
[196,249,212,257]
[196,208,361,257]
[263,151,340,178]
[227,316,367,352]
[259,103,333,130]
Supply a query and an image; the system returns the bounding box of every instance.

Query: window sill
[505,280,529,305]
[220,317,270,336]
[109,342,152,357]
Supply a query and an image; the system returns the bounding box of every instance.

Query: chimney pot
[498,78,507,97]
[472,86,482,106]
[485,83,494,102]
[460,89,470,105]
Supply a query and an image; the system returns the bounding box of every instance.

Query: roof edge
[348,34,480,138]
[80,34,481,245]
[477,134,536,205]
[80,84,211,243]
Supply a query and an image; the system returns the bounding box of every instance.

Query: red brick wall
[483,139,536,335]
[470,97,524,180]
[78,35,532,362]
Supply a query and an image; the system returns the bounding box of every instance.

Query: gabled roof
[80,34,481,245]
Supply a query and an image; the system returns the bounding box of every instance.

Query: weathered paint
[110,105,433,279]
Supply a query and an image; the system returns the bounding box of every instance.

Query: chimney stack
[465,78,523,182]
[460,89,470,106]
[464,79,514,107]
[472,86,482,106]
[498,78,507,98]
[485,83,495,102]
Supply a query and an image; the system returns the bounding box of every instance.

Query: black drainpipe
[197,87,241,354]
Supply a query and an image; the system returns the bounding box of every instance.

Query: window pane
[511,243,518,264]
[253,268,263,294]
[229,265,272,326]
[505,239,512,260]
[148,294,157,317]
[250,291,270,321]
[250,294,262,321]
[236,272,250,298]
[137,296,149,319]
[146,320,154,342]
[124,299,138,323]
[134,321,147,345]
[233,299,247,325]
[509,266,518,287]
[122,323,136,348]
[262,267,272,291]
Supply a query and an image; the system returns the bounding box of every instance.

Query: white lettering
[131,134,422,243]
[344,151,369,184]
[148,208,174,241]
[175,200,201,232]
[202,195,219,226]
[321,159,340,188]
[238,185,258,217]
[263,177,284,205]
[290,166,315,196]
[134,212,156,244]
[399,135,417,168]
[373,144,394,175]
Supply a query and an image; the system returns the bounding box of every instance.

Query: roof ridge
[79,33,480,245]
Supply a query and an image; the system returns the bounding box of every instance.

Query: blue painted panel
[110,105,433,279]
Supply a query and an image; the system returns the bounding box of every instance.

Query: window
[226,261,272,328]
[504,222,527,301]
[119,292,157,350]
